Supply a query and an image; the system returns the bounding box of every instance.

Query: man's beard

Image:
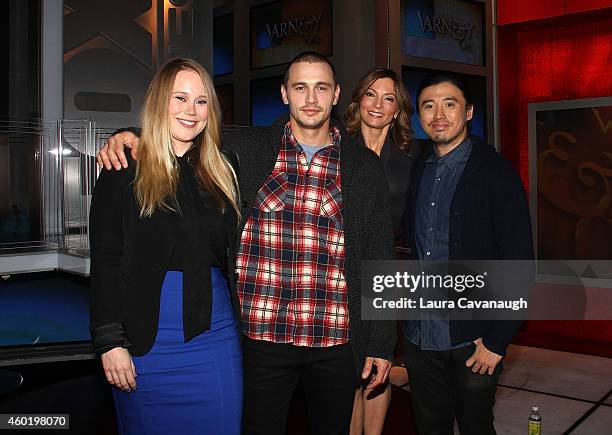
[292,106,330,130]
[295,115,327,130]
[432,130,465,147]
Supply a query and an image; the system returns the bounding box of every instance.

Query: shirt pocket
[254,172,287,212]
[320,179,343,223]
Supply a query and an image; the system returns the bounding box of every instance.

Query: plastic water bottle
[528,406,542,435]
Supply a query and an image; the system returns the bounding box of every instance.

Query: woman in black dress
[345,67,419,435]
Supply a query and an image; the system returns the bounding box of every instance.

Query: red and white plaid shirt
[236,122,349,347]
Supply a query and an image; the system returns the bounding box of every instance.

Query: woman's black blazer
[89,151,240,356]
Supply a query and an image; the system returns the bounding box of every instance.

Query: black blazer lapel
[339,137,356,200]
[453,137,491,196]
[266,124,283,169]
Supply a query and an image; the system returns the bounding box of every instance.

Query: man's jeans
[403,339,502,435]
[242,337,357,435]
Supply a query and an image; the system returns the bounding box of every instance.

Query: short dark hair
[282,51,338,87]
[415,73,473,108]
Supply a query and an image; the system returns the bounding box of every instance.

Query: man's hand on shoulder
[97,131,140,170]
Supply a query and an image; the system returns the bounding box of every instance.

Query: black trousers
[242,337,357,435]
[403,339,502,435]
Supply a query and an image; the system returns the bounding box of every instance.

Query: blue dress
[112,268,242,435]
[105,152,243,434]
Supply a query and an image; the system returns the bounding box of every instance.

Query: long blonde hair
[135,58,240,219]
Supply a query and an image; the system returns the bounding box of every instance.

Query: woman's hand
[362,357,392,389]
[96,131,140,170]
[101,347,137,392]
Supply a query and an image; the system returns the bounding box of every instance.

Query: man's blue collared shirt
[404,136,473,351]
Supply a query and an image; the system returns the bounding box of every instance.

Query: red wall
[497,8,612,354]
[498,0,612,25]
[498,0,564,25]
[498,9,612,188]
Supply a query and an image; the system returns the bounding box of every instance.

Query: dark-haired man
[97,52,395,435]
[403,74,533,435]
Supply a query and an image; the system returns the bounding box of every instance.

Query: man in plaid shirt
[236,122,349,348]
[98,52,396,435]
[232,52,395,435]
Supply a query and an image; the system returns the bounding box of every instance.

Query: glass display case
[0,119,116,276]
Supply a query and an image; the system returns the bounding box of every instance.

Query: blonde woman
[89,58,242,435]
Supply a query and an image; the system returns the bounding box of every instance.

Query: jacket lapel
[339,135,356,200]
[266,121,283,168]
[453,136,490,196]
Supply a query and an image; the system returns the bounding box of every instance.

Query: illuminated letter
[593,108,612,134]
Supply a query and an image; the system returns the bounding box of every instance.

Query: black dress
[363,134,420,250]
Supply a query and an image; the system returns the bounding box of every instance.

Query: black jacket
[223,117,396,376]
[89,150,239,356]
[404,136,534,356]
[354,133,419,245]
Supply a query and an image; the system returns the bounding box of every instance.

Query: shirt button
[302,198,306,203]
[431,202,436,207]
[437,178,441,181]
[426,251,431,256]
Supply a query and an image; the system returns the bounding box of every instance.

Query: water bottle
[528,406,542,435]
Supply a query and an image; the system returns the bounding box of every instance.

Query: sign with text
[401,0,484,66]
[250,0,332,69]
